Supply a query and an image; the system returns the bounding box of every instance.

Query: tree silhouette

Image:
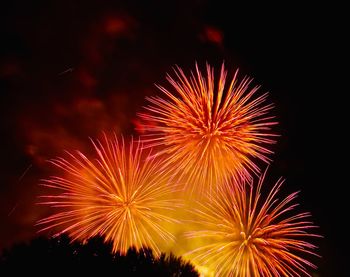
[0,235,198,276]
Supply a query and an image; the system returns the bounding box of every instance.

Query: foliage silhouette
[0,234,198,276]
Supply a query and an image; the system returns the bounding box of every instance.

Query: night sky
[0,1,345,275]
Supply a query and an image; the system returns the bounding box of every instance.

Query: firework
[37,134,181,256]
[185,171,320,276]
[139,63,277,192]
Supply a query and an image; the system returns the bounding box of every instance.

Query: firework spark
[139,63,277,192]
[37,134,181,256]
[185,171,320,276]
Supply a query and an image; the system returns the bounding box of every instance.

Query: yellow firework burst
[185,171,320,276]
[37,134,181,256]
[139,63,277,192]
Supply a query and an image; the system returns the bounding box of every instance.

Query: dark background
[0,1,346,275]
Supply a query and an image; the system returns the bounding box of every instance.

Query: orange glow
[184,171,320,276]
[37,134,182,256]
[139,63,277,193]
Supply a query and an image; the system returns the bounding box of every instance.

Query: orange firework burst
[139,63,277,192]
[37,134,181,256]
[185,171,320,276]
